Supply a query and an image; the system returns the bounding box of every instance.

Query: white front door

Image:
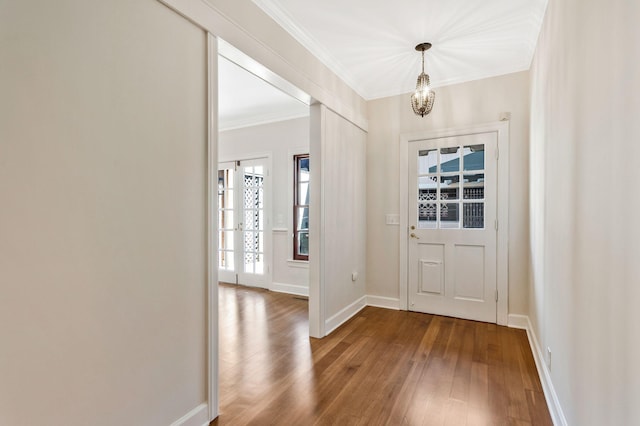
[407,132,498,323]
[218,158,269,288]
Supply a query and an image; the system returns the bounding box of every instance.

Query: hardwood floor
[213,283,552,425]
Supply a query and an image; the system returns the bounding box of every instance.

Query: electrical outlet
[547,347,552,369]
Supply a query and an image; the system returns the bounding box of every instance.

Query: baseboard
[270,282,309,297]
[506,313,529,330]
[170,403,209,426]
[507,315,568,426]
[325,295,367,335]
[366,295,400,310]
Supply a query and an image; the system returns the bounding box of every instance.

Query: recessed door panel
[454,245,484,301]
[419,260,443,295]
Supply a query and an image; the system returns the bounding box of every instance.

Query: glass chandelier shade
[411,43,435,117]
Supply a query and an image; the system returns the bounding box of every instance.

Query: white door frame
[206,33,219,421]
[399,121,510,325]
[217,153,273,289]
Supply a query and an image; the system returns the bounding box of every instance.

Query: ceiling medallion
[411,42,435,117]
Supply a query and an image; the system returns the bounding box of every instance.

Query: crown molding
[252,0,368,99]
[219,110,309,132]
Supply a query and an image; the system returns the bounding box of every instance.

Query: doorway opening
[217,39,310,295]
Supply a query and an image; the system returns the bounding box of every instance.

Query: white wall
[0,1,208,425]
[366,71,531,315]
[219,118,310,293]
[529,0,640,424]
[310,105,367,336]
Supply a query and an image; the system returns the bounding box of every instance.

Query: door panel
[408,132,497,323]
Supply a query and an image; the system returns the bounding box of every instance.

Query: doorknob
[410,233,420,239]
[410,225,416,230]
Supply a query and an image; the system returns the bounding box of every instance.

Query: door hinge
[494,219,498,231]
[495,147,499,160]
[495,290,499,302]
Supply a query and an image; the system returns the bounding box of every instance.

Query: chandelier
[411,42,435,117]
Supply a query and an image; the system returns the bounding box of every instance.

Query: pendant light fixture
[411,42,435,117]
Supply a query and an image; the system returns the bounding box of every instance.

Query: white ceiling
[252,0,548,100]
[218,53,309,131]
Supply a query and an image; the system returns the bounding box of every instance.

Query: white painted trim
[506,313,529,330]
[218,38,311,106]
[218,151,273,164]
[206,33,219,422]
[366,295,401,310]
[399,134,409,311]
[219,110,309,132]
[325,295,367,336]
[507,315,568,426]
[270,282,309,297]
[170,403,210,426]
[251,0,368,99]
[495,121,510,325]
[249,3,543,101]
[399,121,510,325]
[286,259,309,269]
[308,104,325,338]
[156,0,368,131]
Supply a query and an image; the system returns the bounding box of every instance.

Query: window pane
[219,231,234,251]
[218,208,234,230]
[463,203,484,228]
[419,188,437,202]
[439,203,460,228]
[299,157,309,173]
[440,175,459,200]
[297,232,309,256]
[418,203,437,228]
[218,188,233,210]
[463,174,485,200]
[255,257,264,274]
[294,154,310,260]
[243,187,263,209]
[296,207,309,231]
[244,252,254,273]
[463,145,484,171]
[219,250,234,270]
[298,182,309,205]
[218,168,234,189]
[440,146,460,173]
[418,149,438,174]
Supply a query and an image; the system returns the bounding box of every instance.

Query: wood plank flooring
[213,283,552,425]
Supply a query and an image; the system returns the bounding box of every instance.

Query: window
[293,154,309,260]
[417,144,485,229]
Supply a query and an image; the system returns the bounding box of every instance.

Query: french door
[218,157,270,287]
[407,132,498,323]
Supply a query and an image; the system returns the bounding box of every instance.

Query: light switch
[385,214,400,225]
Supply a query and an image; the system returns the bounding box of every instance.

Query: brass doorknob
[410,233,420,239]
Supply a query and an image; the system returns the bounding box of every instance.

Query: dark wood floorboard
[212,283,552,426]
